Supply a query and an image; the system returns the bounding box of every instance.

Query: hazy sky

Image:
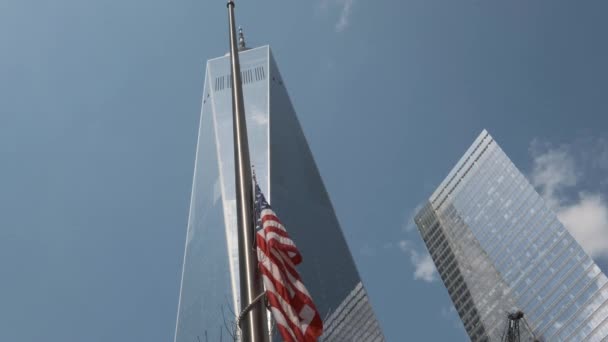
[1,0,608,341]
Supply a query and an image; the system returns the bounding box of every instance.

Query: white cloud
[398,240,437,283]
[530,144,577,209]
[318,0,356,32]
[403,203,424,232]
[594,138,608,185]
[414,254,436,282]
[398,240,409,251]
[530,141,608,259]
[595,139,608,170]
[558,194,608,259]
[335,0,354,32]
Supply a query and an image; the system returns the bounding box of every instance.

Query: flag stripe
[254,181,323,342]
[263,277,307,340]
[257,243,309,302]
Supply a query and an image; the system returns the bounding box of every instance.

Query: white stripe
[270,249,311,298]
[276,248,297,269]
[257,229,266,240]
[261,208,278,218]
[256,207,320,339]
[257,229,297,267]
[262,274,309,335]
[258,228,310,298]
[258,248,296,297]
[299,304,315,334]
[264,231,296,248]
[258,246,313,316]
[263,275,301,328]
[270,249,309,297]
[262,218,287,232]
[269,306,297,341]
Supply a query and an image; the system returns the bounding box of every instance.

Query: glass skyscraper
[415,130,608,341]
[174,45,383,342]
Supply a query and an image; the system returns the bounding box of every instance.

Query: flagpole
[226,1,269,341]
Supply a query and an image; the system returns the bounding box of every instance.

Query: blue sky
[1,0,608,341]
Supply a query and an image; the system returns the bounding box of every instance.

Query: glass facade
[174,46,383,342]
[415,130,608,342]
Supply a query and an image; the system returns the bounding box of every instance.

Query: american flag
[254,181,323,342]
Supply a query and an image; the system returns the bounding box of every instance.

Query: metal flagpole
[226,1,269,341]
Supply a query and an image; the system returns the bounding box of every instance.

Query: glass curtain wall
[416,130,608,341]
[175,46,384,342]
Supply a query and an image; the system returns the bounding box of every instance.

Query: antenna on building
[238,26,246,50]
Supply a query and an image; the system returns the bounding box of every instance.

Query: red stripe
[262,267,321,341]
[261,224,290,239]
[257,243,323,339]
[257,244,320,323]
[256,205,323,341]
[257,248,297,299]
[257,237,301,292]
[261,213,284,226]
[276,322,296,342]
[257,235,300,298]
[265,291,306,341]
[262,226,302,264]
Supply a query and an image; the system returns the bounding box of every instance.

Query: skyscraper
[415,130,608,341]
[174,44,383,342]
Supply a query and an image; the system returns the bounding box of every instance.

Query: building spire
[238,26,246,50]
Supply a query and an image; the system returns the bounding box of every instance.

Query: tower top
[238,26,247,51]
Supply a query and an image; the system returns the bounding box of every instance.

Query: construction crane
[501,311,539,342]
[501,311,524,342]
